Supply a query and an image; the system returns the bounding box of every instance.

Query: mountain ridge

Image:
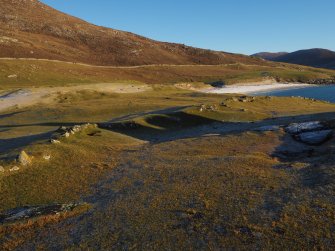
[252,48,335,70]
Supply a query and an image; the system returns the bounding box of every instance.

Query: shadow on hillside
[0,131,54,159]
[0,111,24,120]
[272,131,335,188]
[100,111,223,142]
[100,110,335,143]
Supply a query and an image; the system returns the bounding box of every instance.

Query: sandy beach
[203,82,313,94]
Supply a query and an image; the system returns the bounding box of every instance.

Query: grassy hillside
[0,59,334,89]
[0,0,266,66]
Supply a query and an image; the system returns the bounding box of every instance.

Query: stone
[51,139,61,144]
[18,151,32,166]
[0,166,4,172]
[43,155,51,161]
[63,132,70,138]
[7,74,17,78]
[296,130,333,145]
[286,121,324,134]
[9,166,20,172]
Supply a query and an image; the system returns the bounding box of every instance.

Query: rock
[51,139,61,144]
[18,151,32,166]
[7,74,17,78]
[296,130,333,145]
[62,132,70,138]
[9,166,20,172]
[286,121,325,134]
[0,203,85,224]
[43,155,51,161]
[0,166,4,173]
[237,226,253,236]
[254,125,281,132]
[199,104,217,112]
[238,96,255,103]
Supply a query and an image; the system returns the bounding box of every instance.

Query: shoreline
[203,82,314,95]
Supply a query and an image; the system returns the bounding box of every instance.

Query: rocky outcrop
[285,121,325,134]
[285,121,333,146]
[295,130,333,145]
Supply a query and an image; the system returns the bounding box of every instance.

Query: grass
[0,128,143,211]
[1,60,335,249]
[2,129,334,249]
[0,59,334,89]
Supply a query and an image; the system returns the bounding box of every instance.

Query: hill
[253,49,335,70]
[252,52,288,61]
[0,0,266,66]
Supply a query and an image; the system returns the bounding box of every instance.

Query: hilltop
[252,52,288,61]
[253,49,335,70]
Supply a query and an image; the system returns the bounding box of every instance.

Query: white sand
[204,83,312,94]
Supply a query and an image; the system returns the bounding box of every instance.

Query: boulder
[18,151,32,166]
[286,121,325,134]
[9,166,20,172]
[0,166,4,173]
[62,132,70,138]
[51,139,61,144]
[43,154,51,161]
[296,130,333,145]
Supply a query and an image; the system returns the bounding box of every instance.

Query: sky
[40,0,335,55]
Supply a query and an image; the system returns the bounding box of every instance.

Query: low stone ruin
[50,123,98,143]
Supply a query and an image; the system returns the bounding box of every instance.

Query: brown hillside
[0,0,270,66]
